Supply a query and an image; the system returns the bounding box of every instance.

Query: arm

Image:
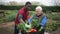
[18,14,24,23]
[36,16,47,31]
[40,16,47,26]
[27,16,34,24]
[25,16,34,29]
[39,16,47,31]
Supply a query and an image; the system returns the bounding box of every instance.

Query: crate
[27,32,37,34]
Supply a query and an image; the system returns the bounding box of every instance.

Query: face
[35,8,42,15]
[25,4,31,11]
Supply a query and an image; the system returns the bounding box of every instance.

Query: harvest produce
[17,23,32,32]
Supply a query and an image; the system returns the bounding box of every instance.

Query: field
[0,10,60,34]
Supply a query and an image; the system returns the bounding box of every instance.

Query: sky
[1,0,60,6]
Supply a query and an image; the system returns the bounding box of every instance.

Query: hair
[25,2,31,6]
[36,6,42,11]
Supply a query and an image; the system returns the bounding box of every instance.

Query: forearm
[27,16,34,24]
[18,15,25,23]
[20,19,25,23]
[38,16,47,31]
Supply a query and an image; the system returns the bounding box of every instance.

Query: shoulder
[42,13,46,17]
[41,13,47,19]
[18,7,24,14]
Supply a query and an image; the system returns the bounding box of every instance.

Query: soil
[0,22,14,34]
[50,27,60,34]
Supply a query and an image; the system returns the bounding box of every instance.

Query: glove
[25,23,31,29]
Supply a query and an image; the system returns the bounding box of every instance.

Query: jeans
[37,29,44,34]
[14,25,19,34]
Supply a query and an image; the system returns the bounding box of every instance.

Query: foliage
[5,15,15,22]
[47,12,60,20]
[0,17,3,23]
[0,10,60,32]
[29,11,35,16]
[46,23,57,32]
[17,23,26,30]
[4,10,17,22]
[56,21,60,27]
[1,5,60,12]
[17,23,31,32]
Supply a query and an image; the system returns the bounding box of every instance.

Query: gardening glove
[25,23,31,29]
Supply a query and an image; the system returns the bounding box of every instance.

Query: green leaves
[17,23,25,30]
[46,23,57,32]
[17,23,32,32]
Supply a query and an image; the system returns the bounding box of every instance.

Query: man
[14,2,31,34]
[27,6,47,34]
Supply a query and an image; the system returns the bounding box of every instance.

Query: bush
[5,15,16,22]
[47,13,60,20]
[46,23,57,32]
[1,5,60,12]
[0,16,3,23]
[29,11,35,16]
[56,21,60,27]
[4,11,17,22]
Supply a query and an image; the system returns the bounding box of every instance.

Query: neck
[24,8,28,12]
[36,13,43,17]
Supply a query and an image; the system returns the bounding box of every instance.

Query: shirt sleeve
[18,8,24,22]
[18,14,23,22]
[40,16,47,26]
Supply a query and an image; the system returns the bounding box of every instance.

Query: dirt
[50,27,60,34]
[0,22,14,28]
[0,22,14,34]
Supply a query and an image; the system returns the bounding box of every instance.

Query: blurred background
[0,0,60,34]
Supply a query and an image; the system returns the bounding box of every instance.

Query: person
[14,2,31,34]
[27,6,47,34]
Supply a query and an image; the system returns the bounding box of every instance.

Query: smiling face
[24,2,31,11]
[25,4,31,10]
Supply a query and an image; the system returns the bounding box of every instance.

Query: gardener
[27,6,47,34]
[14,2,31,34]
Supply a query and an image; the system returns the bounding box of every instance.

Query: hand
[20,19,25,23]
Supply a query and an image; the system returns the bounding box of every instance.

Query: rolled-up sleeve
[18,15,23,22]
[40,16,47,26]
